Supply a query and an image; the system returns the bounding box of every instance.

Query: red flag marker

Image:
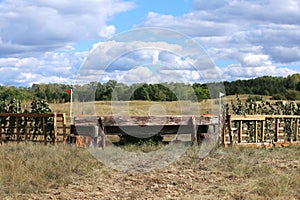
[65,89,72,94]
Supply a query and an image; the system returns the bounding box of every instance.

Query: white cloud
[0,51,86,86]
[0,0,135,86]
[0,0,135,57]
[222,64,298,80]
[139,0,300,80]
[1,0,299,86]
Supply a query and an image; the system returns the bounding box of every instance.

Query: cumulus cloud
[139,0,300,80]
[0,0,134,86]
[1,0,299,86]
[0,51,86,86]
[78,30,220,84]
[0,0,135,57]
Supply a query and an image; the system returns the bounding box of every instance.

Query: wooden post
[261,120,265,142]
[238,120,243,143]
[255,120,258,143]
[0,119,2,144]
[100,117,106,148]
[295,118,299,142]
[16,117,20,143]
[191,116,197,144]
[62,113,67,143]
[53,113,57,144]
[42,117,46,145]
[275,118,279,142]
[222,120,226,146]
[227,115,234,146]
[24,117,28,142]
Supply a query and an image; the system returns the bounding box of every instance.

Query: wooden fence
[0,113,67,144]
[75,115,219,148]
[223,115,300,147]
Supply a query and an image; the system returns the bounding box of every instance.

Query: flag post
[219,92,225,132]
[65,89,73,124]
[70,89,73,124]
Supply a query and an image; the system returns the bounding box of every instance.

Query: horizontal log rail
[74,115,220,148]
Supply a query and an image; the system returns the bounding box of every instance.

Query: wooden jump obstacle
[0,113,67,144]
[74,115,219,148]
[223,115,300,147]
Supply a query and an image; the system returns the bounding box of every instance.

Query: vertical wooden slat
[100,117,106,148]
[42,117,46,145]
[16,117,20,143]
[24,117,28,142]
[0,118,2,144]
[275,118,279,142]
[222,119,227,146]
[238,120,243,143]
[191,116,197,144]
[53,113,57,144]
[295,118,299,142]
[62,113,67,143]
[261,120,265,142]
[227,115,233,146]
[255,120,258,143]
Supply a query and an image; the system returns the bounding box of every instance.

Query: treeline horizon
[0,73,299,103]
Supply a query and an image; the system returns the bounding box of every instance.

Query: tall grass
[0,143,100,198]
[0,143,299,199]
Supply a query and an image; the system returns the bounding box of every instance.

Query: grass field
[50,99,220,116]
[49,95,275,117]
[1,97,299,199]
[0,143,299,199]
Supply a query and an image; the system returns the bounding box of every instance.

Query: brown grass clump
[0,143,100,199]
[0,143,299,199]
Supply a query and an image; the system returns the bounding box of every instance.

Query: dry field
[50,99,221,116]
[0,143,299,200]
[1,98,299,199]
[49,95,275,117]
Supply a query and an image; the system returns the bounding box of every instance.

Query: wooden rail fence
[74,115,219,148]
[0,113,67,144]
[223,115,300,147]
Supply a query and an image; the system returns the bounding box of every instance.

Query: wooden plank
[0,113,55,118]
[261,120,265,142]
[53,113,57,144]
[42,117,46,145]
[99,115,218,127]
[100,117,106,148]
[24,118,28,142]
[227,115,234,146]
[275,118,279,142]
[191,116,197,143]
[231,115,266,121]
[295,118,299,142]
[238,120,243,143]
[101,116,192,126]
[16,117,20,143]
[195,116,219,125]
[0,122,2,144]
[255,121,258,143]
[62,113,67,143]
[230,115,300,121]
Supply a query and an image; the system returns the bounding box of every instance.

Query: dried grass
[1,144,299,199]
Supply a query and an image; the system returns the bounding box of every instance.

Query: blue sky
[0,0,299,86]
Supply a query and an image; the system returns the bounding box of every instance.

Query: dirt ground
[15,145,300,200]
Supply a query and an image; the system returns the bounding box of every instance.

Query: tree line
[224,73,300,100]
[0,73,299,102]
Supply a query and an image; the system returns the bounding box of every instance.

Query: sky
[0,0,299,87]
